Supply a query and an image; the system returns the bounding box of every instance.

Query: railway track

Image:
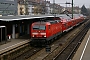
[53,20,90,60]
[25,20,89,60]
[0,40,43,60]
[13,47,42,60]
[0,40,30,60]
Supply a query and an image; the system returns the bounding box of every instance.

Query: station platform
[72,29,90,60]
[0,34,30,54]
[0,39,29,50]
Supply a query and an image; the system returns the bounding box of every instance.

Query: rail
[53,19,90,60]
[0,40,30,60]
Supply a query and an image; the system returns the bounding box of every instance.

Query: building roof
[0,0,17,15]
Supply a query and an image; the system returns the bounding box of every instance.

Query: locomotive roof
[33,20,60,25]
[34,22,47,24]
[47,20,61,24]
[61,19,67,23]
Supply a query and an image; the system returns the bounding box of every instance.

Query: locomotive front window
[33,25,46,30]
[39,25,46,30]
[33,25,39,30]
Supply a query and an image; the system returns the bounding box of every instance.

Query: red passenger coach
[61,19,68,32]
[73,14,84,26]
[31,20,62,45]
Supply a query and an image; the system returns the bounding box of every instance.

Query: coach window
[48,25,50,30]
[72,21,74,23]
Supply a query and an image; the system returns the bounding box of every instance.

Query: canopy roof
[0,14,54,21]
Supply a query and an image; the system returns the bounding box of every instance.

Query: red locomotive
[31,20,62,45]
[30,14,85,46]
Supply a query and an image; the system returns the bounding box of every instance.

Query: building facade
[18,0,26,15]
[0,0,81,16]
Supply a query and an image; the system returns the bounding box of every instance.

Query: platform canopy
[0,14,55,21]
[0,14,83,22]
[0,26,6,28]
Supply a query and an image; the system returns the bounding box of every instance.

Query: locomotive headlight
[40,33,46,37]
[44,35,46,37]
[32,35,34,37]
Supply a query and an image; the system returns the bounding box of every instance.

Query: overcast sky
[48,0,90,8]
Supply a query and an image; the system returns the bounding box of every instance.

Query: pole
[66,1,67,10]
[45,0,46,14]
[5,27,7,43]
[53,0,56,16]
[53,0,55,14]
[1,28,2,42]
[72,0,73,19]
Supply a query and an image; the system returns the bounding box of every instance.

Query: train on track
[30,14,85,46]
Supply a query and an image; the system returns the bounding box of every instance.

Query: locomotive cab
[32,24,46,38]
[31,22,51,45]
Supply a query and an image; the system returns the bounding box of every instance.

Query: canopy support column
[12,24,15,39]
